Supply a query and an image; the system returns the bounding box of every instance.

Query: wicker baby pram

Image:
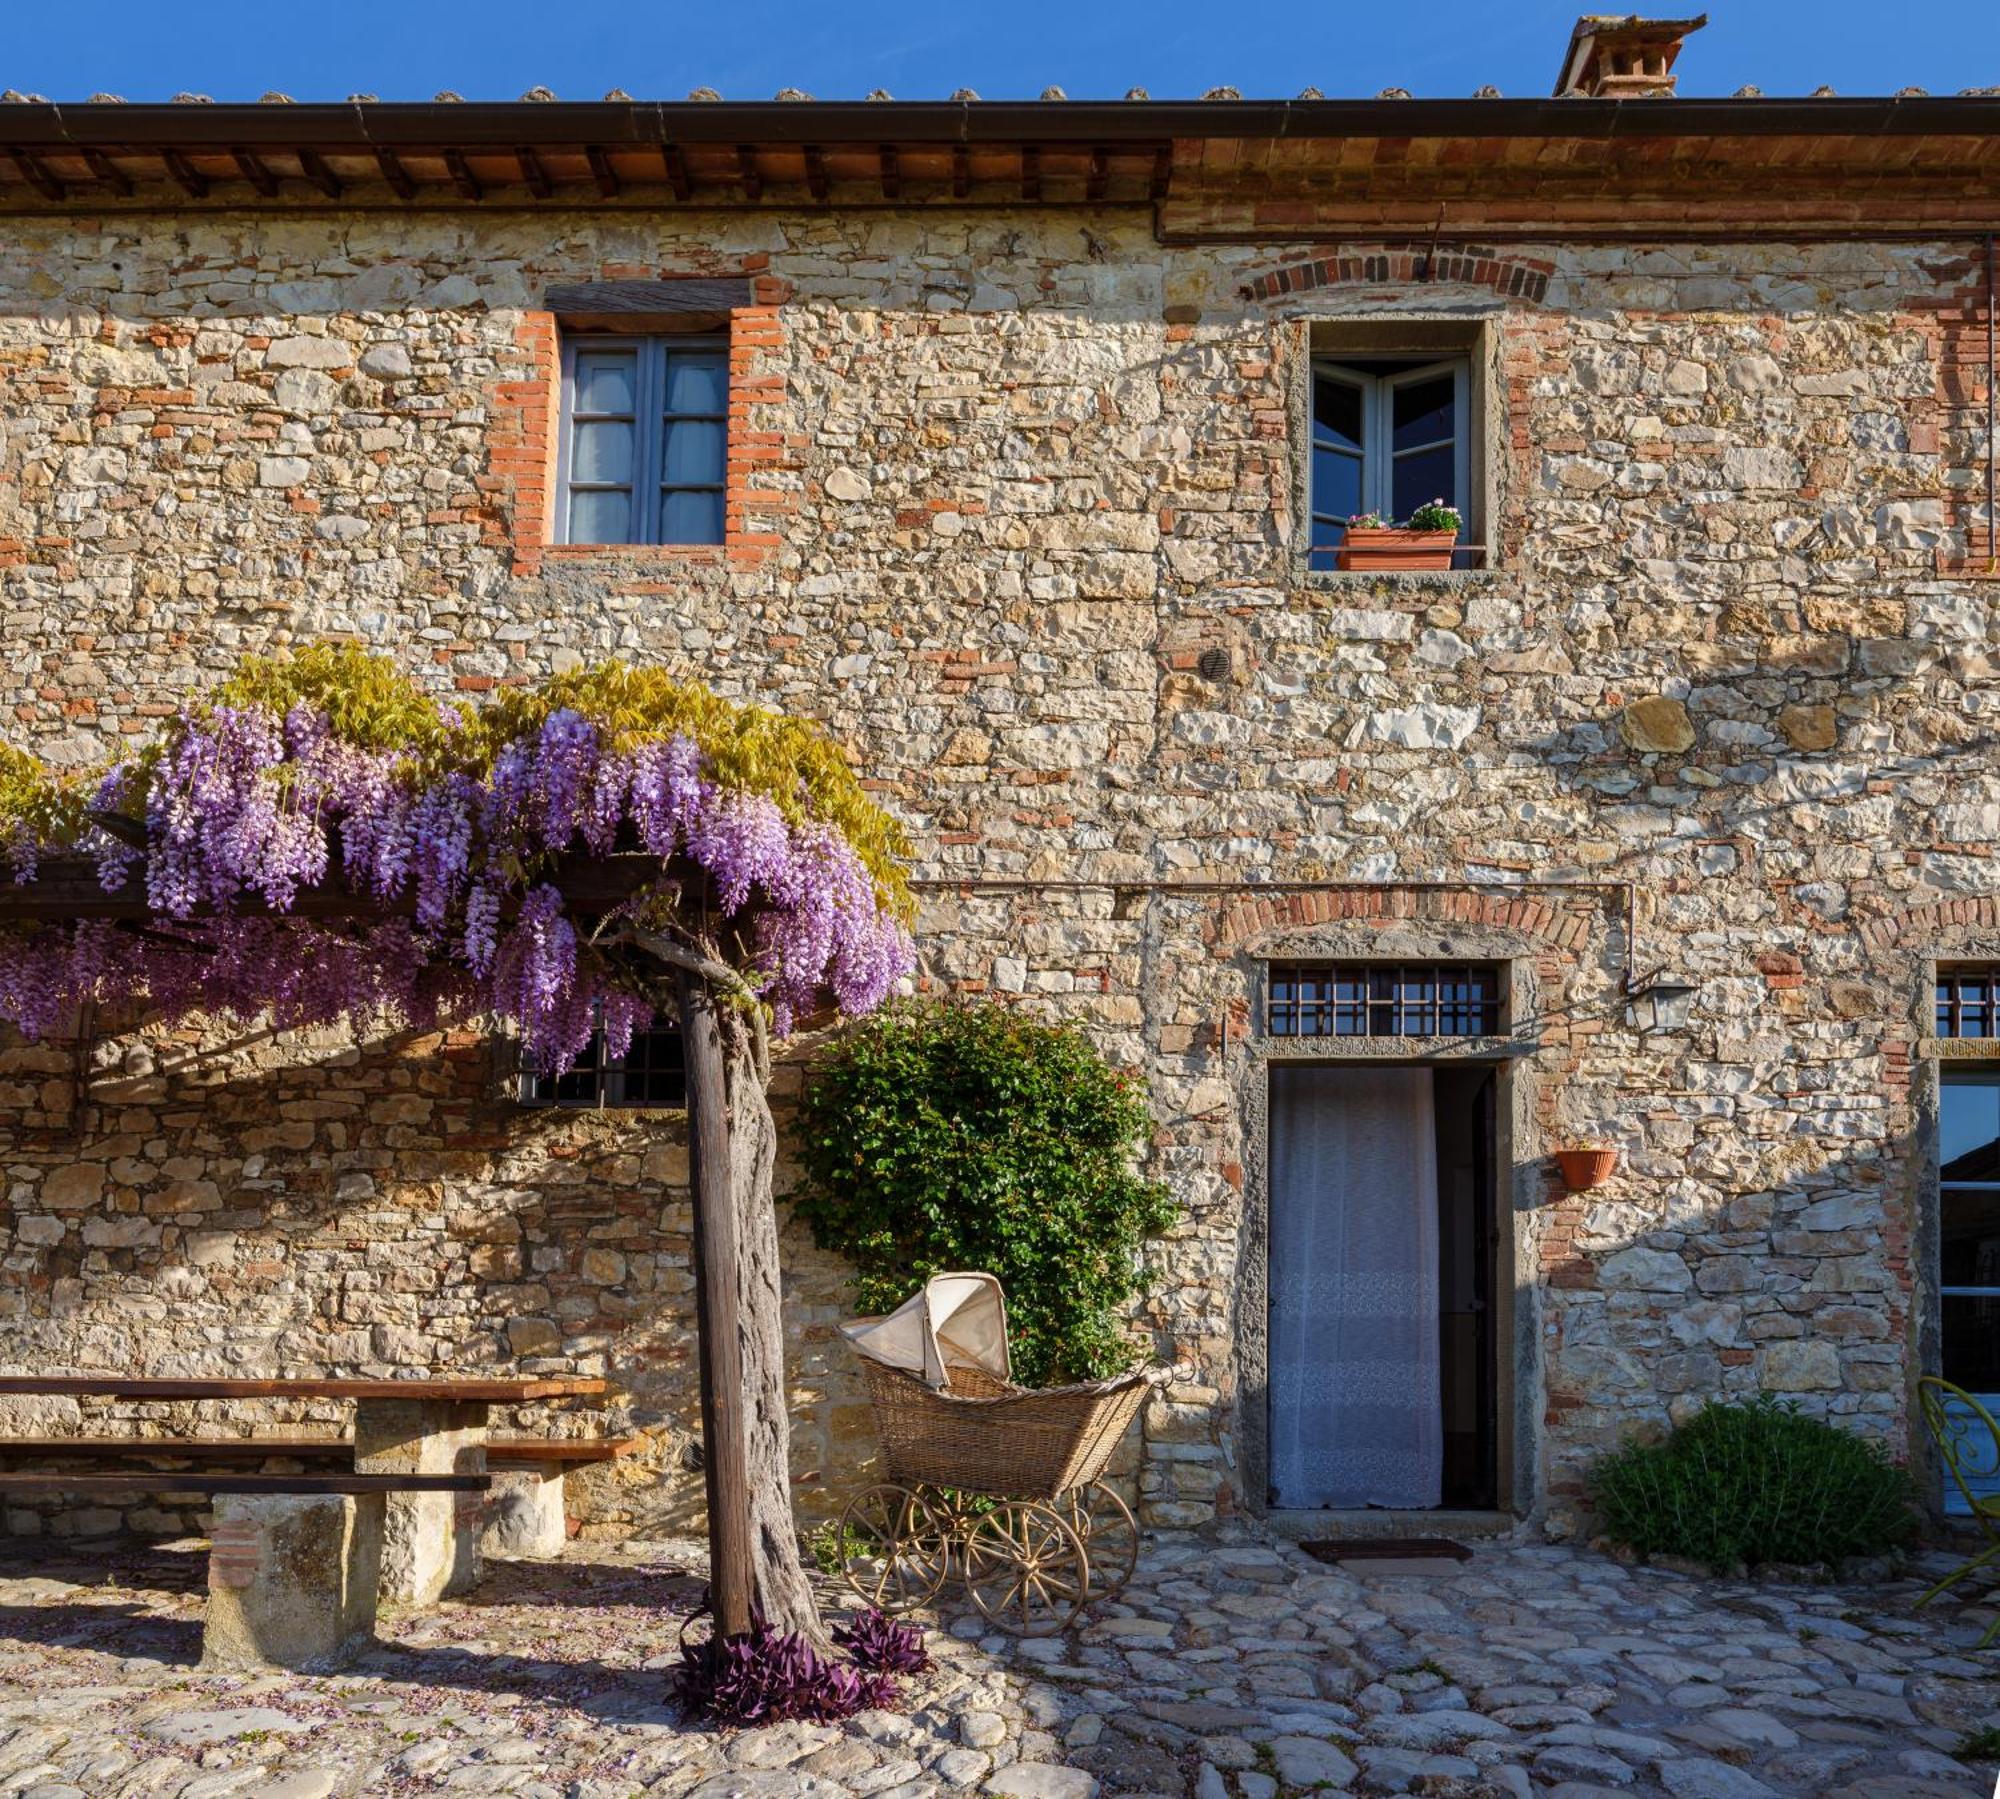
[835,1273,1149,1635]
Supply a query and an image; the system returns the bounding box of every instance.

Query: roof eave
[3,93,1997,149]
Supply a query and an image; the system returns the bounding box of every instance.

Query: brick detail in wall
[1902,249,1998,578]
[489,275,795,577]
[1241,245,1554,306]
[1202,883,1597,955]
[1858,891,2000,952]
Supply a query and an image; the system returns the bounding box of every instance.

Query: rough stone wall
[0,211,1993,1538]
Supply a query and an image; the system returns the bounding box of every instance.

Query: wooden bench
[0,1436,637,1466]
[0,1471,487,1494]
[0,1434,639,1562]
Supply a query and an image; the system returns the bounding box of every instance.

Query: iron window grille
[1938,969,2000,1040]
[521,1018,687,1109]
[1267,963,1501,1038]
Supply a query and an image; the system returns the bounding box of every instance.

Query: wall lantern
[1626,975,1699,1034]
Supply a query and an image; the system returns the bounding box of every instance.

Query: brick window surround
[488,272,792,577]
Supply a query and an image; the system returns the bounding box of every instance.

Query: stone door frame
[1233,927,1546,1523]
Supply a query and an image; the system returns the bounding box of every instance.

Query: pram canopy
[839,1271,1012,1390]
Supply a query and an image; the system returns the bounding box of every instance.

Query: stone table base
[480,1467,568,1560]
[353,1397,487,1604]
[201,1491,383,1670]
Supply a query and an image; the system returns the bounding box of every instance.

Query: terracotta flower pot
[1335,527,1459,572]
[1557,1147,1618,1191]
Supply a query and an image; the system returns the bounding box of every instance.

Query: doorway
[1266,1062,1498,1511]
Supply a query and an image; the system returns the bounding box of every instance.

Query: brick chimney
[1554,13,1708,98]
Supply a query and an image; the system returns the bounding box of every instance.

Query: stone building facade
[0,60,1997,1541]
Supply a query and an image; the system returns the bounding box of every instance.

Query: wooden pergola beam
[0,847,669,925]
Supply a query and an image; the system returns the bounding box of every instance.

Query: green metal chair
[1915,1376,2000,1648]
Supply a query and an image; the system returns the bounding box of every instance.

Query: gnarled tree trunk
[726,1050,821,1640]
[676,964,821,1642]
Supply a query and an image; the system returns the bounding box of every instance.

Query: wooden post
[677,965,756,1638]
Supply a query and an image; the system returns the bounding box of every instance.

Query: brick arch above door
[1204,884,1602,960]
[1239,246,1554,306]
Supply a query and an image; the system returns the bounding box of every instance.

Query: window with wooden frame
[520,1018,687,1109]
[1266,963,1502,1038]
[1309,357,1472,570]
[556,335,728,547]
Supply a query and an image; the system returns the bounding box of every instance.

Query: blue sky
[5,0,1996,103]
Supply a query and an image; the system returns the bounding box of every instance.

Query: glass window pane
[662,487,725,544]
[572,419,633,485]
[665,352,728,415]
[1944,1294,2000,1393]
[570,487,632,544]
[1943,1186,2000,1288]
[574,353,636,415]
[1942,1078,2000,1173]
[1312,374,1363,451]
[662,418,727,486]
[1392,443,1456,521]
[1392,375,1455,451]
[1313,446,1363,525]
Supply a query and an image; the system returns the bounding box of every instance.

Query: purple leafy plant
[831,1606,932,1675]
[675,1606,902,1726]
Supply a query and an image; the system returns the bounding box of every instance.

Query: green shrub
[1588,1396,1915,1572]
[792,1000,1177,1385]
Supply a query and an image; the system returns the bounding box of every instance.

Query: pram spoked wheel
[1063,1480,1139,1599]
[961,1500,1090,1636]
[836,1482,950,1613]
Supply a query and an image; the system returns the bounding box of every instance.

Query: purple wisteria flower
[0,695,914,1075]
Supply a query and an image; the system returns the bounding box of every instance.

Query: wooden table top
[0,1376,609,1402]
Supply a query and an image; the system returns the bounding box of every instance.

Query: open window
[1311,359,1471,566]
[1302,318,1495,573]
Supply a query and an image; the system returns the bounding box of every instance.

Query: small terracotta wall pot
[1556,1147,1618,1191]
[1335,528,1459,572]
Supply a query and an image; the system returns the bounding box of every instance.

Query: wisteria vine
[0,652,915,1072]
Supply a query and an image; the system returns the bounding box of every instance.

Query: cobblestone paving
[0,1528,1995,1797]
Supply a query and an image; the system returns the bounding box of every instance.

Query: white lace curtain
[1268,1065,1442,1510]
